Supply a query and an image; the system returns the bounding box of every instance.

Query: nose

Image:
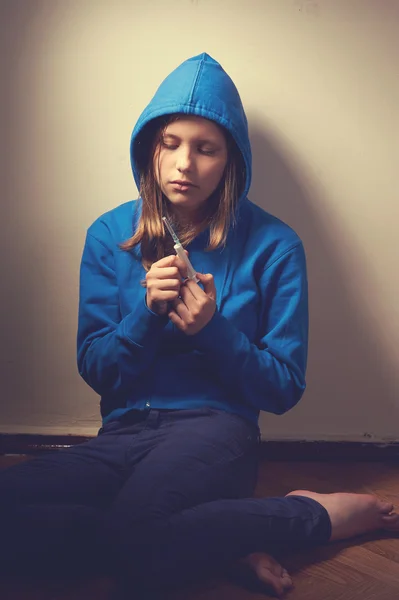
[176,146,192,173]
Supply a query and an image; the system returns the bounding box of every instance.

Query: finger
[153,254,179,268]
[183,278,203,301]
[149,267,182,280]
[148,278,181,291]
[168,309,185,328]
[174,255,188,279]
[172,295,191,317]
[179,283,198,308]
[195,273,216,301]
[149,290,180,302]
[152,254,187,279]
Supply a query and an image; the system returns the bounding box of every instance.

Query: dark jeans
[0,408,331,591]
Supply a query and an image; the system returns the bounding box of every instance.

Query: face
[153,115,228,220]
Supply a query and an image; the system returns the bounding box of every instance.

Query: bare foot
[240,553,293,597]
[286,490,399,541]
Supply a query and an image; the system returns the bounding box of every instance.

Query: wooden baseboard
[0,434,91,455]
[258,440,399,461]
[1,433,399,460]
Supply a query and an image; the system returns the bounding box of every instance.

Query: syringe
[162,217,199,283]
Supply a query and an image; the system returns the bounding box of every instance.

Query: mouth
[170,180,197,193]
[170,180,197,188]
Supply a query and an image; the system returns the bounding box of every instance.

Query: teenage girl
[1,53,397,598]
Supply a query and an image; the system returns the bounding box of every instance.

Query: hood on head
[130,53,251,202]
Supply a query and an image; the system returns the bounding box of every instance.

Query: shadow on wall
[249,122,399,440]
[0,1,98,432]
[0,2,41,425]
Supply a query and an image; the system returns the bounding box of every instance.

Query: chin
[167,195,201,208]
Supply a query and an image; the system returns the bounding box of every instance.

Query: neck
[169,206,204,228]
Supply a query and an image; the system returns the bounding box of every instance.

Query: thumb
[196,273,216,301]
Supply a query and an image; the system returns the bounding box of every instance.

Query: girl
[1,53,398,598]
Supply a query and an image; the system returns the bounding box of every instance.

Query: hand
[146,254,188,316]
[168,273,216,335]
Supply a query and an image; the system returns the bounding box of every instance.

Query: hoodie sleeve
[77,232,168,395]
[191,243,308,415]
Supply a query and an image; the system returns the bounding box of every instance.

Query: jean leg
[149,495,331,586]
[105,409,259,580]
[0,427,128,575]
[108,409,260,540]
[103,410,330,592]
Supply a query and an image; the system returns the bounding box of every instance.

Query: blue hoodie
[77,53,308,425]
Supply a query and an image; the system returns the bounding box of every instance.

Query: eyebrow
[162,133,219,145]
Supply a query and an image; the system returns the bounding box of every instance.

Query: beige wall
[1,0,398,440]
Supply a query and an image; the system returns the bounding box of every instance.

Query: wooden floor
[1,456,398,600]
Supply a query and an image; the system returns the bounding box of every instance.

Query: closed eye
[161,141,178,150]
[161,140,218,156]
[199,148,216,156]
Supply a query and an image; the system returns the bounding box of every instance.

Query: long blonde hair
[120,114,246,271]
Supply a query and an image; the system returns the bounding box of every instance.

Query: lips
[170,180,196,187]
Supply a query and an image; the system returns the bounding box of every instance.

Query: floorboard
[1,456,398,599]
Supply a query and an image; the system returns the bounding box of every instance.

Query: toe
[381,512,398,521]
[379,501,394,513]
[282,574,293,590]
[381,513,399,529]
[272,581,285,597]
[258,568,284,596]
[240,553,291,596]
